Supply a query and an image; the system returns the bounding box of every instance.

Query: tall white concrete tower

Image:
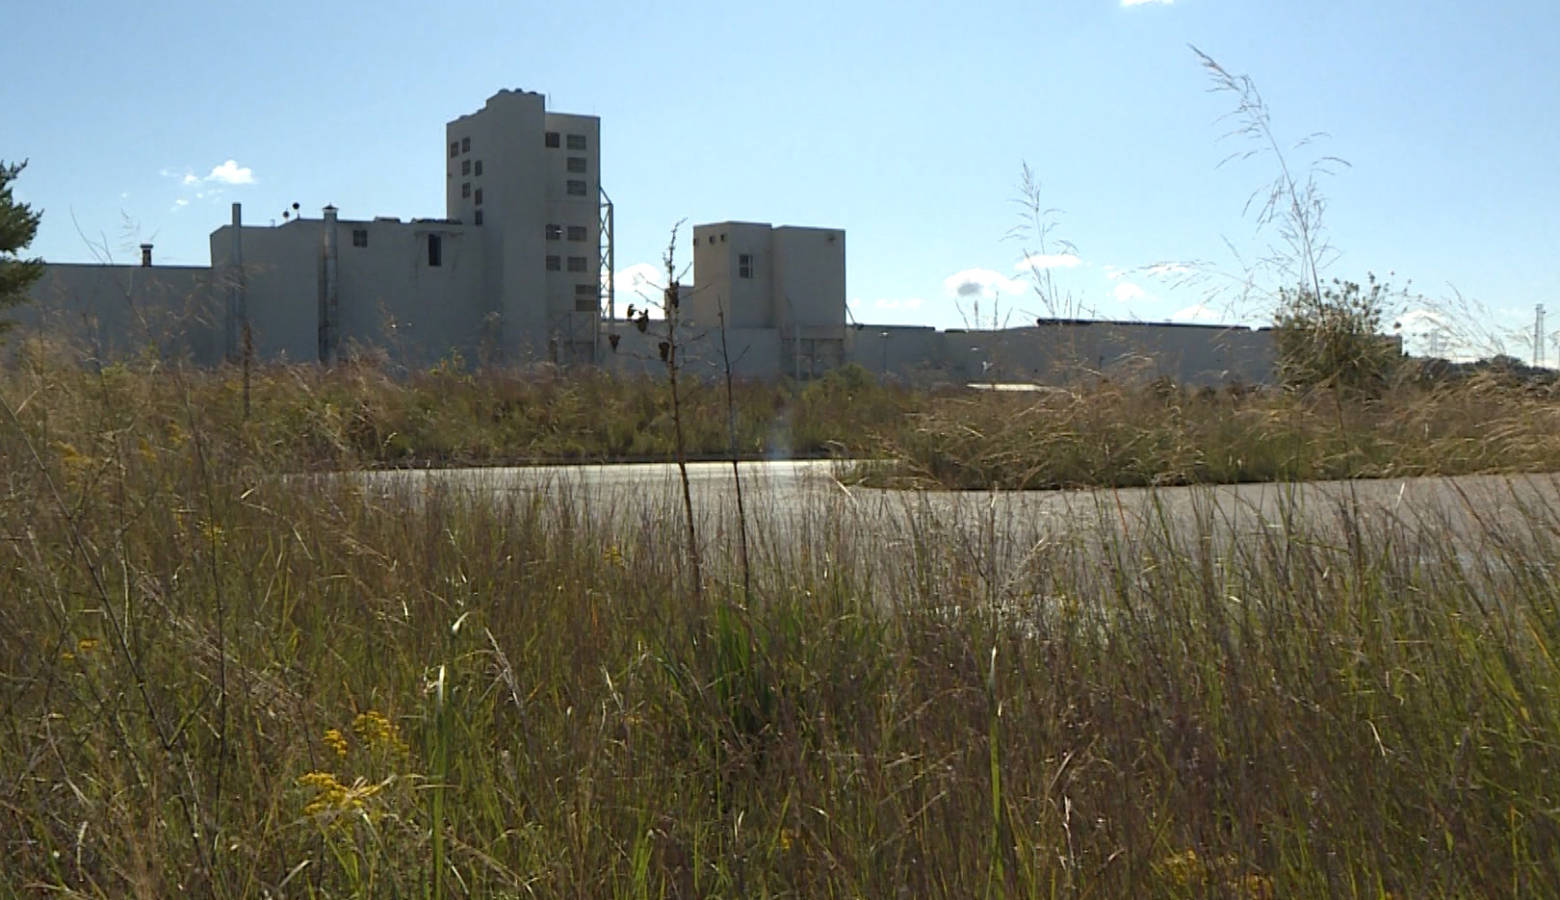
[445,90,601,363]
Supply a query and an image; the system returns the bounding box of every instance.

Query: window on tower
[566,134,586,150]
[545,131,560,148]
[567,156,587,173]
[566,180,587,196]
[566,225,587,241]
[739,254,754,279]
[568,256,587,272]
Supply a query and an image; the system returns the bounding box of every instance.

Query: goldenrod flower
[352,710,408,755]
[297,770,383,818]
[323,728,349,759]
[76,638,100,655]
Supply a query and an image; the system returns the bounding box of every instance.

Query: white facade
[677,222,846,379]
[16,88,1294,387]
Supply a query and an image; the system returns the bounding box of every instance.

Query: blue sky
[8,0,1557,357]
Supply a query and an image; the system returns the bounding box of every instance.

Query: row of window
[450,132,588,156]
[348,230,459,259]
[546,224,589,241]
[460,184,485,205]
[692,233,728,245]
[460,159,484,176]
[546,255,592,272]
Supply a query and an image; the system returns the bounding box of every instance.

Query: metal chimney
[139,243,153,266]
[320,205,340,364]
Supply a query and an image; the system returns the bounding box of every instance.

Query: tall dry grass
[5,356,1560,895]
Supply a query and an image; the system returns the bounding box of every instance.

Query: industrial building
[17,89,1280,386]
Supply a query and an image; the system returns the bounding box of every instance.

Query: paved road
[357,460,1560,574]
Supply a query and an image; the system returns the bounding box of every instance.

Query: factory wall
[16,263,222,363]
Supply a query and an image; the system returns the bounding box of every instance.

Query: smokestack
[139,243,153,267]
[227,203,245,362]
[320,205,339,364]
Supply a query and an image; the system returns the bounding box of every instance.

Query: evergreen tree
[0,160,44,332]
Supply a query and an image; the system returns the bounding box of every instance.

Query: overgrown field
[9,341,1560,491]
[5,357,1560,895]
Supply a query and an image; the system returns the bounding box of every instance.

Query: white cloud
[1145,262,1192,277]
[608,263,672,317]
[613,262,664,294]
[1169,303,1221,323]
[1113,281,1147,302]
[205,159,255,185]
[182,173,200,186]
[174,198,189,207]
[1014,253,1082,272]
[943,267,1028,301]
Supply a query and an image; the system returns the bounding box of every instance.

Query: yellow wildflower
[298,771,383,818]
[1159,848,1203,887]
[77,638,100,655]
[352,710,408,755]
[323,728,349,759]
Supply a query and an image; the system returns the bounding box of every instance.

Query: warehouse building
[18,89,1281,386]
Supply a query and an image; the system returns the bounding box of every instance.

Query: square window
[567,256,587,272]
[567,156,587,173]
[473,210,483,226]
[575,295,597,312]
[545,131,560,148]
[428,234,443,267]
[461,136,470,153]
[352,228,368,248]
[449,141,459,158]
[720,234,726,243]
[461,182,471,198]
[739,253,753,279]
[566,180,587,196]
[461,159,471,176]
[566,225,587,241]
[546,255,561,271]
[474,188,483,206]
[546,224,562,240]
[566,134,586,150]
[474,160,483,176]
[574,283,597,311]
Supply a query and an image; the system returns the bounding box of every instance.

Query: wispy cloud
[943,267,1028,300]
[165,160,258,188]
